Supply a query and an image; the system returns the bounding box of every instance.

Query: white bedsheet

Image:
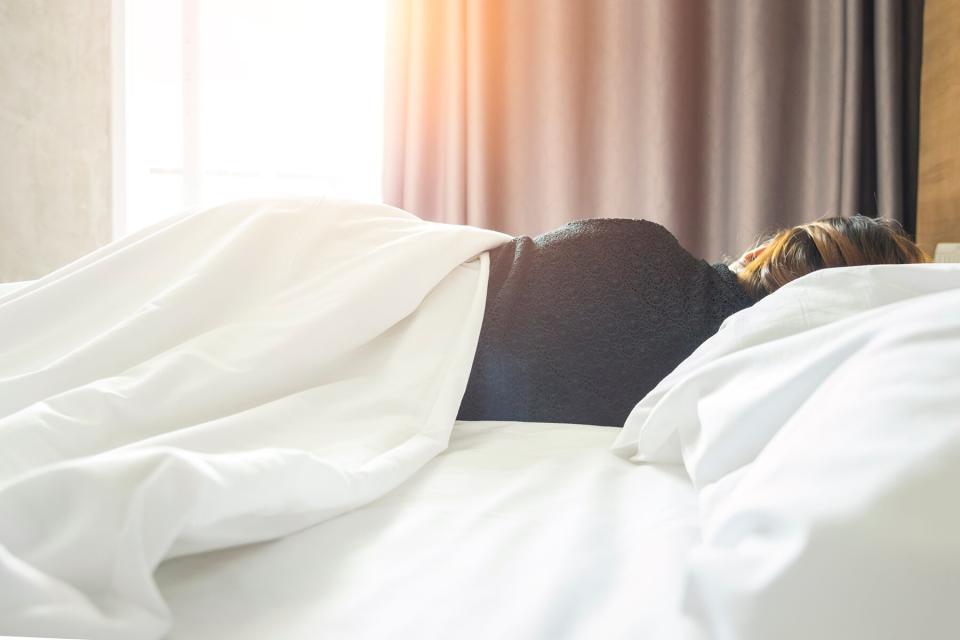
[156,421,701,640]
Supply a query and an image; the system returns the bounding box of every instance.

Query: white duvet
[0,198,509,639]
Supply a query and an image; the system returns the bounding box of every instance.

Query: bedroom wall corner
[0,0,113,283]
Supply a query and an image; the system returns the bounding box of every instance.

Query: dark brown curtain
[384,0,924,260]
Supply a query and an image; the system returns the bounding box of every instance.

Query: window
[116,0,386,235]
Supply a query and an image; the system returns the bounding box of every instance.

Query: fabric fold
[0,198,509,639]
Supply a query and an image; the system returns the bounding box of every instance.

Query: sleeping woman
[457,215,928,427]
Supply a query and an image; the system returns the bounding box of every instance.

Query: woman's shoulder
[540,217,677,245]
[487,218,695,282]
[558,217,672,233]
[532,218,684,261]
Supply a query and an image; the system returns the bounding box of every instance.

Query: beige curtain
[383,0,923,260]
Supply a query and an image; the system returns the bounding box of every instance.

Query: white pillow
[611,263,960,472]
[610,264,960,639]
[679,284,960,640]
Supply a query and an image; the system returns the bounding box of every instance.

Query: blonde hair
[737,215,929,300]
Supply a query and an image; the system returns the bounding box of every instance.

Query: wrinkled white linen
[0,198,509,639]
[0,281,29,297]
[612,264,960,639]
[157,421,701,640]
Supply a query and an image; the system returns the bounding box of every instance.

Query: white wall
[0,0,112,282]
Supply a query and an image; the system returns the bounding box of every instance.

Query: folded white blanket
[0,198,509,639]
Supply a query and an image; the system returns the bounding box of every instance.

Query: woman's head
[734,215,929,300]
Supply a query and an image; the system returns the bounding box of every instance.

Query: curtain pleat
[384,0,924,260]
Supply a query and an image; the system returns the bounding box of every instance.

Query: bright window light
[118,0,386,235]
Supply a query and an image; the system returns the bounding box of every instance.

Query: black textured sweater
[457,219,755,427]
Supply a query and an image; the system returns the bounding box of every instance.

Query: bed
[2,199,960,640]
